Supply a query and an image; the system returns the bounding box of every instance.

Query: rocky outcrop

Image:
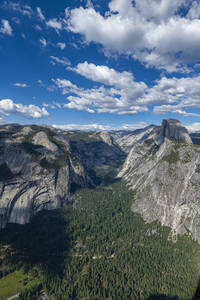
[98,132,114,147]
[0,125,88,228]
[33,131,58,152]
[2,118,200,244]
[110,125,157,152]
[70,133,125,170]
[0,166,70,227]
[0,125,126,228]
[119,119,200,243]
[157,119,192,145]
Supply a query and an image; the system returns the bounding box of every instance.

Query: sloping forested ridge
[0,180,200,299]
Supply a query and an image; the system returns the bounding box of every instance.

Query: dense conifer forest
[0,180,200,299]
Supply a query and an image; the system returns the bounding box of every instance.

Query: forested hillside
[0,180,200,299]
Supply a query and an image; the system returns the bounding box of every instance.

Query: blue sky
[1,0,200,131]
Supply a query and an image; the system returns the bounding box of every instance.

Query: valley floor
[0,180,200,299]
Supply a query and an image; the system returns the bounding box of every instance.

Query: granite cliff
[2,119,200,244]
[0,124,125,228]
[0,124,89,227]
[157,119,192,145]
[118,119,200,243]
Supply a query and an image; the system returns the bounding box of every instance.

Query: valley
[2,0,200,297]
[1,181,200,299]
[1,119,200,299]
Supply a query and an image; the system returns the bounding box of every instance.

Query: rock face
[70,133,125,170]
[98,132,114,147]
[2,119,200,245]
[33,131,58,152]
[110,125,157,152]
[157,119,192,145]
[0,125,126,228]
[0,125,89,228]
[119,119,200,243]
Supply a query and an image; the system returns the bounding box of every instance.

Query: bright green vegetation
[0,269,39,300]
[62,183,200,300]
[162,150,180,164]
[0,163,15,181]
[18,283,42,300]
[0,181,200,299]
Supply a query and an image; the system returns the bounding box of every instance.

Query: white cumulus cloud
[53,62,147,115]
[71,62,137,88]
[52,61,200,116]
[186,123,200,132]
[67,61,147,114]
[0,99,49,119]
[67,0,200,72]
[143,75,200,110]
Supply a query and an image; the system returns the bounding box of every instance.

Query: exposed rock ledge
[0,125,88,228]
[119,119,200,243]
[157,119,192,145]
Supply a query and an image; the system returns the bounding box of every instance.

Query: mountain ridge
[0,124,125,227]
[1,119,200,244]
[119,119,200,243]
